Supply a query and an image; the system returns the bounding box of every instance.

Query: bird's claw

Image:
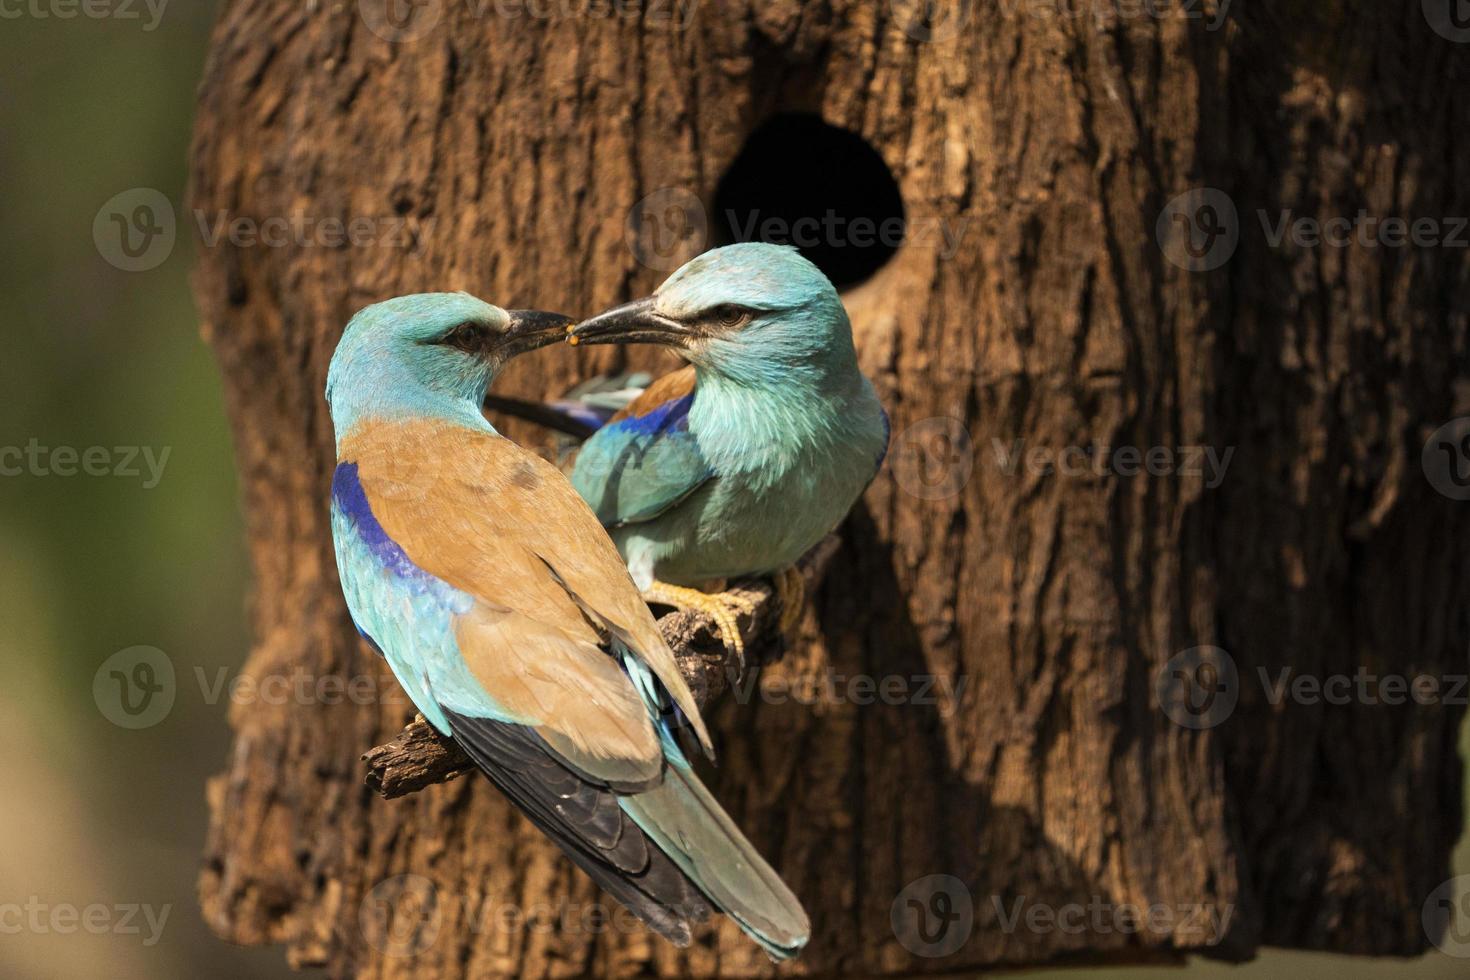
[642,580,749,677]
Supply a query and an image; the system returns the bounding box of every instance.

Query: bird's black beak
[501,309,576,357]
[568,296,692,348]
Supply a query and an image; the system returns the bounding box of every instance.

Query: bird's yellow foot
[643,580,754,672]
[773,565,806,636]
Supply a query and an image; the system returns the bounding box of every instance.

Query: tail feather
[621,762,811,960]
[442,709,714,947]
[482,395,600,439]
[442,707,809,959]
[484,372,654,441]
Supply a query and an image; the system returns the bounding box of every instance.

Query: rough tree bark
[190,1,1469,976]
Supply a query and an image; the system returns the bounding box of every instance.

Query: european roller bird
[566,244,890,662]
[326,293,810,957]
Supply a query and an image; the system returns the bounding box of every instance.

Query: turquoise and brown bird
[564,243,890,662]
[325,292,809,958]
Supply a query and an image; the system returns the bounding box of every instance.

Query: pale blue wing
[571,391,715,528]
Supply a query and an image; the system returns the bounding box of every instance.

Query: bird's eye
[711,305,751,329]
[442,321,490,352]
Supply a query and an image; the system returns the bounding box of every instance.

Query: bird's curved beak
[567,296,692,348]
[501,309,576,357]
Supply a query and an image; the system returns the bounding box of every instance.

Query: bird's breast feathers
[593,371,888,583]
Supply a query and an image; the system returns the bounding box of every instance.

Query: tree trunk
[190,1,1469,976]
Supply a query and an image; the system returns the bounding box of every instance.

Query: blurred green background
[0,5,1463,978]
[0,4,288,977]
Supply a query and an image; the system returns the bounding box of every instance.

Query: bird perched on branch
[326,293,809,958]
[566,244,890,663]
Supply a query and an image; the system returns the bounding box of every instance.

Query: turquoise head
[326,292,571,443]
[569,244,857,388]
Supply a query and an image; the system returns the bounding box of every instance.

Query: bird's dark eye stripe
[440,321,491,352]
[709,304,753,327]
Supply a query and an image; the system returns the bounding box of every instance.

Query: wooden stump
[191,1,1469,975]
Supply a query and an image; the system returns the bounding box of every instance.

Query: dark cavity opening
[711,113,904,290]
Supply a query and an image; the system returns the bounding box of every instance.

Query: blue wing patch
[330,460,480,733]
[571,393,716,528]
[332,462,445,590]
[614,392,694,437]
